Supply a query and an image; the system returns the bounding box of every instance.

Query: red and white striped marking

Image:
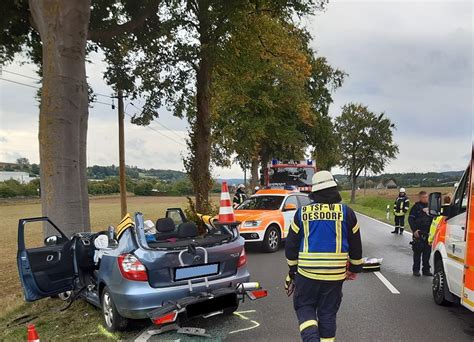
[218,182,236,223]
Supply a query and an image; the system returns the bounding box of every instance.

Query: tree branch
[88,0,162,43]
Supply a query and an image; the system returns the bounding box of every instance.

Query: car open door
[462,150,474,311]
[17,217,75,301]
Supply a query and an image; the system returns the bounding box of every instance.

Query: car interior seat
[155,217,178,240]
[178,221,199,238]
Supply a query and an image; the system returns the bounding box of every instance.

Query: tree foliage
[212,11,345,184]
[335,103,399,203]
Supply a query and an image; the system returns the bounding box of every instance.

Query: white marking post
[374,271,400,294]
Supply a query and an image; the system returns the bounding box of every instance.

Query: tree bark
[250,157,259,190]
[30,0,91,237]
[350,173,357,204]
[192,0,212,213]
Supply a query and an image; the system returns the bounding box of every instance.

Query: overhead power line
[1,69,41,81]
[0,77,40,89]
[124,111,186,147]
[128,102,185,141]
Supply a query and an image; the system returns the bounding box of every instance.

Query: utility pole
[117,90,127,217]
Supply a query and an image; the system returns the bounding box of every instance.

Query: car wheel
[102,287,129,331]
[262,225,280,253]
[432,259,452,306]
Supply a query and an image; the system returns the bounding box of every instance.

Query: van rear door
[462,150,474,311]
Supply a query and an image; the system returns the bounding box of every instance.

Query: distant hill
[216,178,245,185]
[334,170,464,188]
[87,165,186,181]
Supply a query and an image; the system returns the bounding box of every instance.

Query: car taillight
[118,254,148,281]
[152,311,178,325]
[237,248,247,268]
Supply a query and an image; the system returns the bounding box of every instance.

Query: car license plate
[174,263,219,281]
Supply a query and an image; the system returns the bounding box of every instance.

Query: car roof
[254,189,304,196]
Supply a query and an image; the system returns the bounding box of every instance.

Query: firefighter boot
[391,227,399,234]
[399,228,404,235]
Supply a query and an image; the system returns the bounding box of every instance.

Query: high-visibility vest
[291,203,361,281]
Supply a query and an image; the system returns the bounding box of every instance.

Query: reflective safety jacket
[393,195,410,216]
[285,202,363,281]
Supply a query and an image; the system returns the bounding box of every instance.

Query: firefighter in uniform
[285,171,363,342]
[391,188,410,235]
[233,184,247,208]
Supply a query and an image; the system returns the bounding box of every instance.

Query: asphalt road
[139,213,474,341]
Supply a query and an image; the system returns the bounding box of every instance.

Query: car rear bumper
[111,267,251,319]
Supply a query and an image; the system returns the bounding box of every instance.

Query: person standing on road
[408,191,433,276]
[285,171,363,342]
[233,184,247,208]
[391,188,410,235]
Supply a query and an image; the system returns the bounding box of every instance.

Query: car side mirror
[428,192,442,216]
[44,235,60,246]
[284,203,297,211]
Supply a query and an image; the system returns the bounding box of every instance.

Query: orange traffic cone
[27,324,40,342]
[217,182,236,224]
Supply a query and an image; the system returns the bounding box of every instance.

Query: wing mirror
[284,203,297,211]
[44,235,60,246]
[428,192,441,216]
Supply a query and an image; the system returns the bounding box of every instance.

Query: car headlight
[242,220,262,228]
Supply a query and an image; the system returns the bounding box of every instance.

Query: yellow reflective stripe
[336,220,342,253]
[287,259,298,266]
[298,260,347,267]
[299,320,318,332]
[298,268,346,281]
[299,267,347,274]
[298,252,348,258]
[349,258,363,265]
[352,224,360,234]
[303,219,309,253]
[321,338,335,342]
[291,222,300,234]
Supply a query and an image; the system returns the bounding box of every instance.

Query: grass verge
[341,187,453,230]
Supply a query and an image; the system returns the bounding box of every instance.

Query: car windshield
[237,196,284,210]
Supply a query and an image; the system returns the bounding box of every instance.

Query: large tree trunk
[250,157,259,190]
[30,0,91,237]
[192,0,212,213]
[350,174,357,204]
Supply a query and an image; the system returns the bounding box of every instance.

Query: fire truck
[261,159,316,193]
[429,146,474,310]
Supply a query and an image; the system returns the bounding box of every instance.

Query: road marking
[230,310,260,334]
[374,271,400,294]
[355,212,412,236]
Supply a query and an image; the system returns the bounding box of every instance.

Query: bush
[133,180,154,196]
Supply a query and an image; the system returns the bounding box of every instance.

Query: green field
[341,187,454,228]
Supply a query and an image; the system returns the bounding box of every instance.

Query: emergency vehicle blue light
[284,185,297,190]
[271,159,278,165]
[307,159,313,165]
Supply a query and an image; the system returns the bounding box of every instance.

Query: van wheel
[262,226,280,253]
[433,259,452,306]
[102,287,129,331]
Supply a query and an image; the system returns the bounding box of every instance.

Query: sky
[0,0,472,178]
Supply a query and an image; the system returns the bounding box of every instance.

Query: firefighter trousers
[293,274,343,342]
[394,215,405,228]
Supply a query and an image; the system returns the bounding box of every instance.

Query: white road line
[355,211,412,236]
[373,271,400,294]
